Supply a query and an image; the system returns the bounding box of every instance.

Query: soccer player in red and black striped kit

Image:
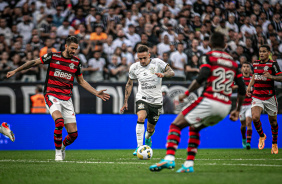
[247,45,282,154]
[7,36,110,161]
[149,32,246,173]
[233,62,253,149]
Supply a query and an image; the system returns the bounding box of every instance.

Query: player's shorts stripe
[200,64,211,69]
[276,72,282,75]
[182,97,204,116]
[44,95,53,108]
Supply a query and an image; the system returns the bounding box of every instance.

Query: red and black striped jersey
[200,50,241,104]
[237,73,253,105]
[40,52,82,101]
[252,60,282,100]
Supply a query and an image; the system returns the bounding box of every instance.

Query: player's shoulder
[72,55,80,61]
[253,60,260,64]
[151,58,164,64]
[207,50,234,60]
[129,62,140,71]
[237,73,243,78]
[52,52,61,58]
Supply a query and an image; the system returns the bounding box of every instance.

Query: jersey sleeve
[129,64,137,80]
[158,59,168,73]
[199,54,211,69]
[234,67,246,96]
[272,62,282,76]
[75,61,83,76]
[40,53,53,64]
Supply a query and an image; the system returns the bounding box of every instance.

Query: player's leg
[251,101,266,149]
[145,122,155,147]
[269,115,278,154]
[0,122,15,142]
[240,120,247,148]
[245,107,252,150]
[145,105,161,147]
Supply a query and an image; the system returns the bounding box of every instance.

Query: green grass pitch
[0,149,282,184]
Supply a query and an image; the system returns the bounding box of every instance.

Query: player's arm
[6,58,42,78]
[155,65,175,78]
[120,78,133,113]
[75,75,110,101]
[246,74,255,97]
[263,62,282,81]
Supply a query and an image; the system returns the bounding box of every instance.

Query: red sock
[271,124,278,144]
[187,127,200,161]
[54,118,64,149]
[253,120,264,137]
[166,124,181,156]
[246,129,252,144]
[241,126,246,139]
[63,131,78,147]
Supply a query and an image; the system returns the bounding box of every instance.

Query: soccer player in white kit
[120,45,175,156]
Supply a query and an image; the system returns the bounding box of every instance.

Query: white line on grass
[0,159,282,167]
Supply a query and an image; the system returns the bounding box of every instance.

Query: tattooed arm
[155,65,175,78]
[6,58,42,78]
[120,78,134,113]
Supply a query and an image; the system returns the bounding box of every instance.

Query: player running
[6,36,110,161]
[149,32,246,173]
[0,122,15,142]
[247,45,282,154]
[233,62,253,149]
[120,45,175,156]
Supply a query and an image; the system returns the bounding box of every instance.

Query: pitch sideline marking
[0,159,282,167]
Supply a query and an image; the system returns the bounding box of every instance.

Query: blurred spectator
[161,23,178,42]
[157,35,171,57]
[45,0,56,15]
[144,23,159,45]
[53,6,67,27]
[57,19,75,39]
[226,13,239,33]
[112,30,132,50]
[103,35,115,62]
[0,18,12,46]
[10,41,25,58]
[17,14,34,44]
[0,52,12,80]
[193,0,206,16]
[108,55,128,82]
[271,12,282,32]
[161,85,174,114]
[215,19,229,37]
[186,55,200,81]
[90,25,107,43]
[241,17,257,37]
[170,42,187,81]
[125,24,141,49]
[134,33,153,52]
[71,7,86,29]
[84,51,106,82]
[30,85,46,114]
[185,39,203,61]
[40,15,54,40]
[85,7,97,32]
[121,43,134,66]
[39,39,58,57]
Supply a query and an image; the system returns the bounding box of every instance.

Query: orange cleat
[271,144,278,154]
[258,134,266,150]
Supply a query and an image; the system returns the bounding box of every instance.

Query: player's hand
[229,110,239,121]
[120,103,128,114]
[6,70,16,78]
[95,89,110,101]
[263,71,272,79]
[155,73,164,78]
[246,87,252,97]
[179,93,188,102]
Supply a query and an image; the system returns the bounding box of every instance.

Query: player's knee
[137,117,146,122]
[252,115,260,122]
[69,131,78,141]
[55,118,64,128]
[147,127,155,133]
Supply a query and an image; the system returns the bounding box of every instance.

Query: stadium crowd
[0,0,282,83]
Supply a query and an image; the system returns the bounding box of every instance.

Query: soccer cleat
[271,144,278,154]
[145,137,152,147]
[258,134,266,150]
[61,144,66,160]
[246,143,251,150]
[149,159,175,172]
[1,122,15,142]
[55,149,63,161]
[133,147,139,156]
[242,139,247,148]
[176,165,194,173]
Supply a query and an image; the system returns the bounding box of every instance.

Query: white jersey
[129,58,168,105]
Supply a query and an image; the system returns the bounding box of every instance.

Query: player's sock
[63,131,78,147]
[247,129,252,144]
[54,118,64,150]
[241,126,246,139]
[271,124,278,144]
[145,130,155,139]
[136,122,145,147]
[253,120,264,137]
[186,127,200,163]
[165,124,181,159]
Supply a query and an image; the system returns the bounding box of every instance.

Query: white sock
[61,144,66,151]
[183,160,194,167]
[145,130,155,139]
[55,149,62,155]
[164,155,175,161]
[136,123,145,147]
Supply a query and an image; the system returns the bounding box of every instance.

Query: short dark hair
[137,45,149,53]
[259,44,271,51]
[36,85,43,93]
[66,36,78,45]
[242,61,251,66]
[210,32,225,48]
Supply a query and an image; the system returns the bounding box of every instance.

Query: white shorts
[251,96,278,116]
[182,97,231,128]
[45,95,76,124]
[239,105,252,121]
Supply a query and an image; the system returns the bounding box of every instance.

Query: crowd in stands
[0,0,282,83]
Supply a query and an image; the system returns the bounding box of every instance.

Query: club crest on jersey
[149,67,155,74]
[264,66,269,71]
[138,103,145,109]
[69,63,75,69]
[143,72,147,76]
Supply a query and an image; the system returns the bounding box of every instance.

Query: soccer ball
[137,145,153,160]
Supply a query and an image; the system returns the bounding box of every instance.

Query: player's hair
[259,44,271,51]
[137,45,149,53]
[210,32,225,48]
[36,85,43,93]
[66,35,78,45]
[242,61,251,66]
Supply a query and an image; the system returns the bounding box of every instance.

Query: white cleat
[61,144,66,160]
[1,122,15,142]
[55,149,63,161]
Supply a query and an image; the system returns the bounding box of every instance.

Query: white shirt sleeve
[128,64,137,79]
[157,59,168,73]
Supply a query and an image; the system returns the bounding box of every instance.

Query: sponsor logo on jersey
[254,74,267,81]
[53,54,61,58]
[141,82,156,90]
[213,92,229,102]
[53,98,57,102]
[54,69,72,79]
[217,59,233,67]
[264,66,269,71]
[69,63,75,69]
[71,59,78,62]
[138,103,145,109]
[42,54,51,62]
[149,67,155,74]
[211,52,233,60]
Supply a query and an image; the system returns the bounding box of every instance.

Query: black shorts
[136,100,162,125]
